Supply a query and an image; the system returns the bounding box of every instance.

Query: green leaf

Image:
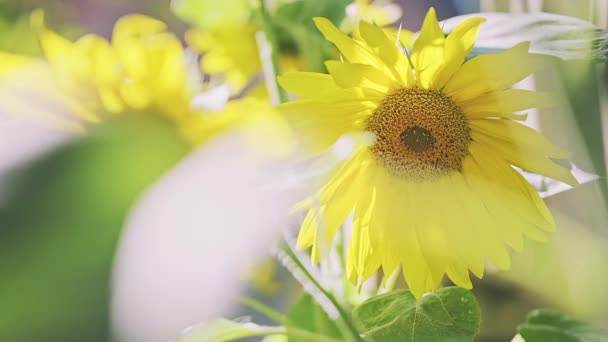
[171,0,251,29]
[517,309,608,342]
[177,319,286,342]
[556,61,607,181]
[353,287,481,342]
[0,117,189,341]
[441,12,605,61]
[286,293,342,342]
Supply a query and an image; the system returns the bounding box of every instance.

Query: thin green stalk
[280,243,363,342]
[240,296,287,325]
[240,296,343,342]
[335,227,350,293]
[377,265,401,295]
[337,228,346,272]
[287,327,343,342]
[256,0,287,104]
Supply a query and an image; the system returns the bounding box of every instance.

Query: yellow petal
[446,263,473,289]
[470,120,577,185]
[460,89,554,116]
[444,42,548,102]
[116,44,149,80]
[383,27,415,49]
[457,168,523,260]
[411,8,445,89]
[357,21,414,87]
[297,149,366,251]
[412,180,454,288]
[512,166,556,232]
[98,87,125,113]
[278,72,339,98]
[458,157,517,270]
[347,166,380,282]
[31,9,74,61]
[0,52,33,76]
[434,17,485,89]
[120,82,152,109]
[201,49,233,73]
[313,17,384,68]
[465,142,557,230]
[154,37,187,94]
[325,61,397,93]
[74,34,120,84]
[112,14,167,42]
[438,173,486,278]
[189,24,260,89]
[471,119,570,158]
[364,170,395,277]
[278,92,377,155]
[462,147,553,252]
[310,151,370,262]
[185,29,214,50]
[389,179,441,297]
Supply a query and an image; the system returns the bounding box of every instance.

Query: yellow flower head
[186,24,262,90]
[1,11,286,148]
[186,25,305,95]
[279,8,577,298]
[29,11,194,126]
[342,0,402,32]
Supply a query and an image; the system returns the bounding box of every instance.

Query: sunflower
[278,8,578,298]
[0,11,284,148]
[341,0,402,32]
[186,24,262,91]
[341,0,414,52]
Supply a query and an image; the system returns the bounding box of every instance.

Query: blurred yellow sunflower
[186,25,304,95]
[341,0,402,32]
[343,0,415,49]
[186,24,262,91]
[279,8,577,298]
[0,11,284,148]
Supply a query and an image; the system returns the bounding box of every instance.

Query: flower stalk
[256,0,287,104]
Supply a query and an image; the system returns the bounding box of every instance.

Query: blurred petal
[440,12,600,60]
[111,128,306,341]
[0,52,33,76]
[0,63,83,174]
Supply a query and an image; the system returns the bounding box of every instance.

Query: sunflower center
[366,88,470,180]
[401,126,435,152]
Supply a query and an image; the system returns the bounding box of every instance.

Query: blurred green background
[0,117,189,341]
[0,0,606,341]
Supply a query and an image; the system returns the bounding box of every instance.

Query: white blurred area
[0,120,70,174]
[0,62,314,342]
[0,63,83,175]
[1,5,607,339]
[110,128,309,342]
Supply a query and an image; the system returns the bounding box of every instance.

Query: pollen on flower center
[366,88,471,180]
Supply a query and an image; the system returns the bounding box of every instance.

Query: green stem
[281,243,363,342]
[240,296,343,342]
[378,265,401,295]
[257,0,287,104]
[240,296,288,325]
[287,327,344,342]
